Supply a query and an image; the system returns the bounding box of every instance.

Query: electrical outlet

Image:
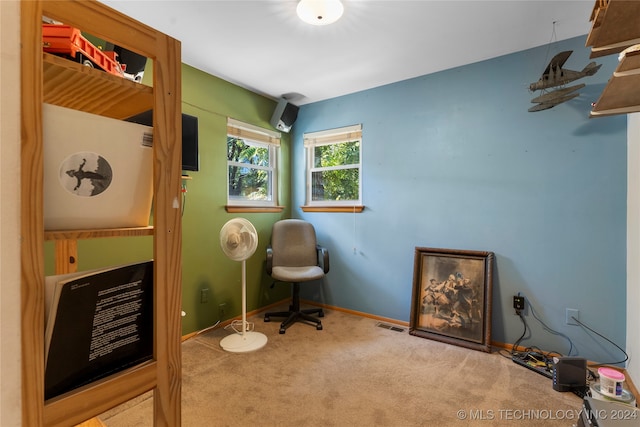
[200,288,209,304]
[566,308,579,326]
[219,302,226,319]
[513,295,525,311]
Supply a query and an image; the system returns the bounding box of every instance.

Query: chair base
[264,283,324,334]
[264,308,324,334]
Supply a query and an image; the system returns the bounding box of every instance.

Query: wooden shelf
[45,226,154,241]
[43,52,153,120]
[21,1,182,426]
[587,0,640,58]
[301,205,365,213]
[587,0,640,117]
[44,361,156,427]
[590,45,640,117]
[225,205,285,213]
[613,47,640,75]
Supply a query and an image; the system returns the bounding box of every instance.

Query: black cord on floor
[503,299,627,369]
[508,311,554,374]
[571,316,629,366]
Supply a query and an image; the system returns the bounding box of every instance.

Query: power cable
[511,310,528,355]
[527,298,575,356]
[571,316,629,367]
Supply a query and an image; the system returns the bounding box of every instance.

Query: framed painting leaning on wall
[409,247,495,352]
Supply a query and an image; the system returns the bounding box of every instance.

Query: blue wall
[291,35,627,364]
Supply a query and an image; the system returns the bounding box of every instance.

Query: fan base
[220,331,268,353]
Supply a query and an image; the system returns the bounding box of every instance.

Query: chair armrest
[317,245,329,274]
[266,245,273,275]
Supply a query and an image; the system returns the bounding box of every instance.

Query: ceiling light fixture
[297,0,344,26]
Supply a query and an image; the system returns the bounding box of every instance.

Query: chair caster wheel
[316,324,323,331]
[264,316,270,322]
[279,328,286,334]
[319,310,324,318]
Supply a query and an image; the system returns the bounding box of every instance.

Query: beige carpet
[99,306,583,426]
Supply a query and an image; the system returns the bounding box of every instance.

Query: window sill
[301,206,365,213]
[225,205,285,213]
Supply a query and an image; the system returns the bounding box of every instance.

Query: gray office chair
[264,219,329,334]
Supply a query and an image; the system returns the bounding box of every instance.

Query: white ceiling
[100,0,595,105]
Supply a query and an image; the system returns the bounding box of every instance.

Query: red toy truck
[42,24,126,78]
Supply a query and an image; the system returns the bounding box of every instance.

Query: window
[304,124,362,207]
[227,118,280,207]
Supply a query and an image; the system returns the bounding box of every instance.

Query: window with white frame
[227,118,280,206]
[304,124,362,206]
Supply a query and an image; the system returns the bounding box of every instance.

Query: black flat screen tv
[181,114,199,172]
[125,110,199,172]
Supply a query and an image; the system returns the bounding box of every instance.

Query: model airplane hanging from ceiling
[528,50,601,112]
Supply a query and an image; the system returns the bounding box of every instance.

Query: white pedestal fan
[219,218,268,353]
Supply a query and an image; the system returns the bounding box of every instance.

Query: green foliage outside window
[312,140,360,201]
[227,137,271,200]
[314,140,360,167]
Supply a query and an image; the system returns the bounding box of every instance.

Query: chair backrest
[271,219,318,268]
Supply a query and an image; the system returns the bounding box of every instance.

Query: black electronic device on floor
[552,356,587,392]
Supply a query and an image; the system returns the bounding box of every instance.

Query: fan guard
[220,217,258,261]
[218,218,267,353]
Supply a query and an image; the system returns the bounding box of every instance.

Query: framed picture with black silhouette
[409,247,494,352]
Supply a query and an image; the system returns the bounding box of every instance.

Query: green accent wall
[177,64,291,335]
[45,62,292,336]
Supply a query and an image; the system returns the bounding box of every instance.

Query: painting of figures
[410,247,494,352]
